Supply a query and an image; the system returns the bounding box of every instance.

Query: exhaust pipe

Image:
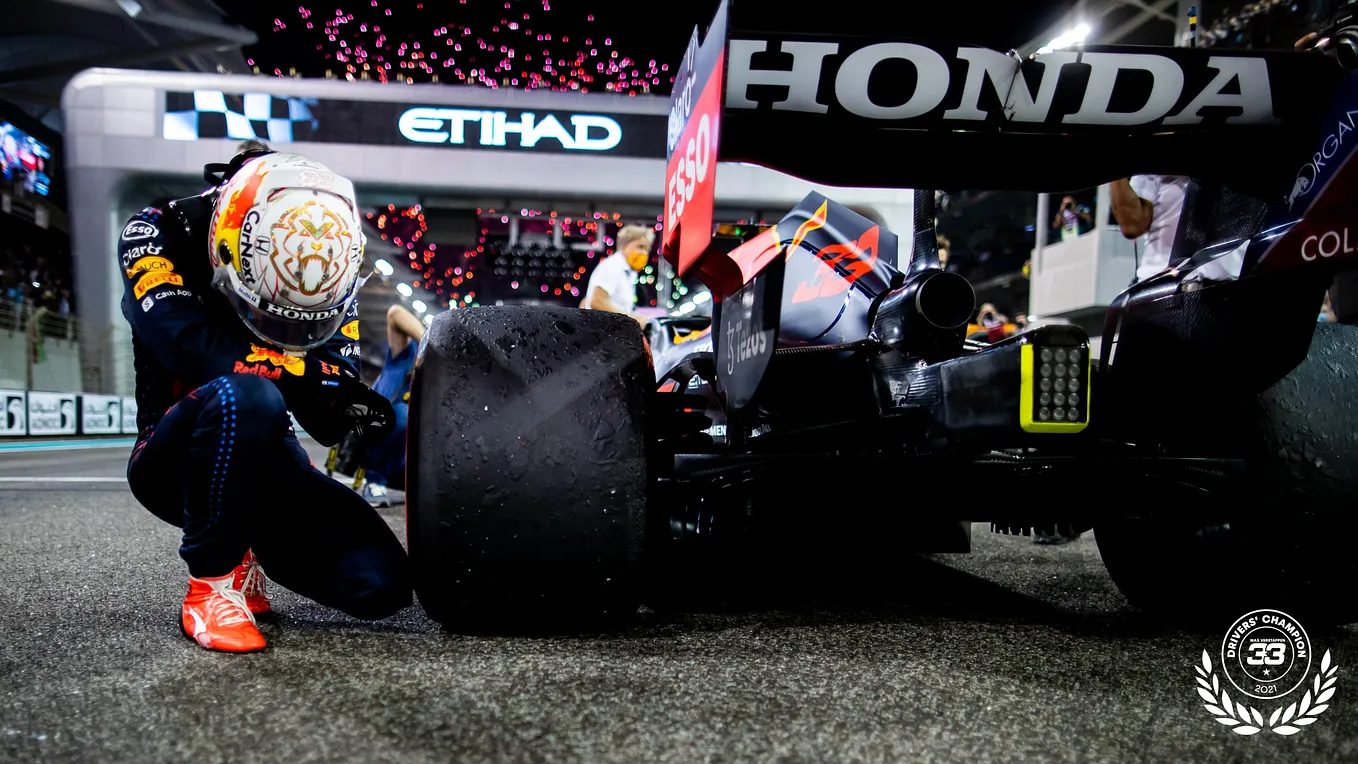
[872,269,976,361]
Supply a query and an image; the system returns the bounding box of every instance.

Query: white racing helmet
[208,152,366,352]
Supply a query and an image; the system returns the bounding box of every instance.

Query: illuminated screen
[0,121,52,196]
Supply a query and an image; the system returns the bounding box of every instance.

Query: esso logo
[666,112,712,225]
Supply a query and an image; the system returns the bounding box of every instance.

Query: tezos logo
[121,221,158,242]
[1195,609,1339,737]
[723,318,768,375]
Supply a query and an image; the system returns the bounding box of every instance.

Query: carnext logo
[397,107,623,151]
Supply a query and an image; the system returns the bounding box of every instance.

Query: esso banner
[663,0,729,278]
[0,389,25,437]
[80,394,122,435]
[27,392,77,436]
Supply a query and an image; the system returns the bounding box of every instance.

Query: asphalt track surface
[3,442,1356,764]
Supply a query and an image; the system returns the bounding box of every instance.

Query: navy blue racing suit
[120,193,411,620]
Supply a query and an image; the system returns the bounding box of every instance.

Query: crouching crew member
[120,148,411,653]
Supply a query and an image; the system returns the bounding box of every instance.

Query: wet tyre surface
[407,307,651,630]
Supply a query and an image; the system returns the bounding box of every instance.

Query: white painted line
[0,477,127,483]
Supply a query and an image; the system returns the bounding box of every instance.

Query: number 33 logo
[1247,643,1287,666]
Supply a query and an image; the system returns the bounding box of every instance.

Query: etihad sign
[398,107,624,151]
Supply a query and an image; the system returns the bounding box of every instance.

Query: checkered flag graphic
[163,91,320,143]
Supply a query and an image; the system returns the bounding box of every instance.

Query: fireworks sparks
[365,205,663,310]
[246,1,672,95]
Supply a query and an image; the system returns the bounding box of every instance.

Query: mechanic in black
[121,147,410,653]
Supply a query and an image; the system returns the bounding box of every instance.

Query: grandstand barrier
[0,387,309,440]
[0,298,88,393]
[0,388,138,436]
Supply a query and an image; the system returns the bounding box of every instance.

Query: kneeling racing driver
[120,148,411,653]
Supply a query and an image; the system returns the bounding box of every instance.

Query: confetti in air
[249,1,672,95]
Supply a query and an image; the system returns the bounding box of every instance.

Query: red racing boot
[181,574,266,653]
[231,549,272,615]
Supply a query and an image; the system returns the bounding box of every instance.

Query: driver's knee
[334,549,413,620]
[202,373,291,441]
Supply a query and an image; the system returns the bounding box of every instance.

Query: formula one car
[408,1,1358,629]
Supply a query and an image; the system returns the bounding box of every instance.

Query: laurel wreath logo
[1196,649,1338,736]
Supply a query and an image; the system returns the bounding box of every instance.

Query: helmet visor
[221,279,352,351]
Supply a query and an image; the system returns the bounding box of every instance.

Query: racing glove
[339,378,397,452]
[290,365,395,449]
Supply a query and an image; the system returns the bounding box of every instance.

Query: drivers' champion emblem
[1195,609,1338,736]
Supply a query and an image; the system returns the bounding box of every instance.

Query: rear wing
[661,0,1345,279]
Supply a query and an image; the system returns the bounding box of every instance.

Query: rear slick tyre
[1095,322,1358,626]
[407,307,652,631]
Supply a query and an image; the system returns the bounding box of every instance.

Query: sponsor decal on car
[1288,107,1358,210]
[791,225,881,304]
[133,271,184,299]
[726,42,1278,128]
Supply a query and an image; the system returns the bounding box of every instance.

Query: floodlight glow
[1037,23,1091,54]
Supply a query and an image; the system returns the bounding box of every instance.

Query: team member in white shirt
[1113,175,1251,284]
[1111,175,1191,283]
[582,224,653,325]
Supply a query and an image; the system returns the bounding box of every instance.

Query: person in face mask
[581,224,655,326]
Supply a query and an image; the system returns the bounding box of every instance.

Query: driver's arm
[386,303,425,356]
[1110,179,1155,239]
